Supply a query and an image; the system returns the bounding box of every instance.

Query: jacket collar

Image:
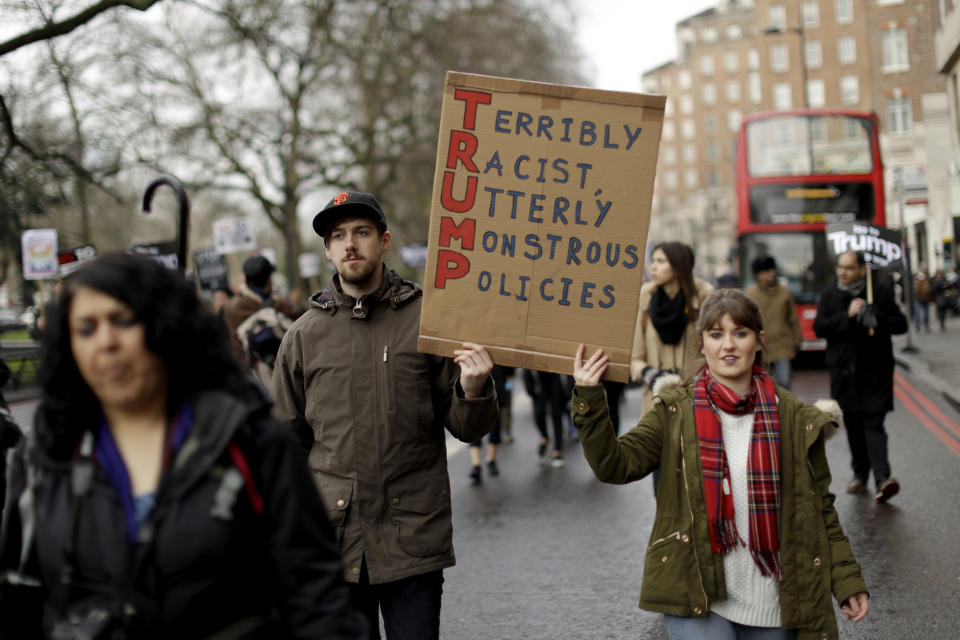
[310,264,421,317]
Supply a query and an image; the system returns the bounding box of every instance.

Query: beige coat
[745,282,803,362]
[630,278,713,410]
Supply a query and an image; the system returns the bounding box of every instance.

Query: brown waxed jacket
[271,266,497,584]
[573,378,867,640]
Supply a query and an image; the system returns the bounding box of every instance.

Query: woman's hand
[841,592,869,622]
[573,344,608,386]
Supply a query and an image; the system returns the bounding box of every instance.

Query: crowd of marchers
[6,189,935,640]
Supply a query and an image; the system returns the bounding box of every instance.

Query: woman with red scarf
[570,289,869,639]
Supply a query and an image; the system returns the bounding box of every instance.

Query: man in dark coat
[813,250,907,502]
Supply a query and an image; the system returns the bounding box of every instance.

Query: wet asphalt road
[440,367,960,639]
[6,365,960,638]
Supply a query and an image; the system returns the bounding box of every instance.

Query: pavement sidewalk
[892,309,960,412]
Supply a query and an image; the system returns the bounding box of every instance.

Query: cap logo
[333,192,349,206]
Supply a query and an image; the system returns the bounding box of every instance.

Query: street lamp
[761,24,809,108]
[763,19,814,172]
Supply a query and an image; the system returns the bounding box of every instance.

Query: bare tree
[0,0,161,57]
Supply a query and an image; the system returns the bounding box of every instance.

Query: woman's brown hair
[683,288,767,379]
[653,241,699,316]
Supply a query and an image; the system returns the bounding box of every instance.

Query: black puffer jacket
[0,389,366,639]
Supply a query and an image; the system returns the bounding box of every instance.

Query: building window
[702,27,718,43]
[749,73,762,105]
[771,44,789,72]
[679,70,692,89]
[684,168,698,188]
[683,143,697,163]
[888,96,912,135]
[662,146,676,165]
[877,0,905,5]
[680,94,694,114]
[700,55,715,76]
[807,79,826,107]
[663,121,676,141]
[835,0,853,24]
[724,51,739,73]
[662,75,672,90]
[748,48,760,70]
[727,109,743,133]
[805,41,822,69]
[768,5,787,30]
[802,2,820,27]
[838,36,856,64]
[726,24,743,41]
[642,76,659,93]
[882,28,909,72]
[664,98,674,117]
[844,118,860,139]
[705,141,719,163]
[704,112,718,134]
[725,80,741,102]
[702,83,717,105]
[682,119,696,139]
[707,170,720,187]
[840,75,859,104]
[773,83,792,109]
[664,170,678,190]
[810,116,825,141]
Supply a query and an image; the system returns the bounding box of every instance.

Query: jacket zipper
[648,531,681,549]
[678,406,710,613]
[383,345,393,412]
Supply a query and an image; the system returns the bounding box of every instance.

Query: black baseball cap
[312,191,388,239]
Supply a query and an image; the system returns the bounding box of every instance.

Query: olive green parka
[572,378,867,640]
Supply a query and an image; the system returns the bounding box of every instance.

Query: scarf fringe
[713,518,746,554]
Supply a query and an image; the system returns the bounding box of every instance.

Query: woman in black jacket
[0,253,365,639]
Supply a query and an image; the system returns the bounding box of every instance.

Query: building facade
[934,0,960,270]
[642,0,950,279]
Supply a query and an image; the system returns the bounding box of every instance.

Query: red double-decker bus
[735,109,885,350]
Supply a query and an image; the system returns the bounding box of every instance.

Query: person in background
[572,289,869,639]
[210,285,233,314]
[522,369,571,467]
[0,253,365,638]
[271,192,498,640]
[813,250,908,502]
[745,256,802,389]
[912,266,931,333]
[223,255,303,366]
[631,242,713,491]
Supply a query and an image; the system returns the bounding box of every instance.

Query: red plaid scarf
[693,365,782,580]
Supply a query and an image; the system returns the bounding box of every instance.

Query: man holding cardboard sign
[271,191,498,639]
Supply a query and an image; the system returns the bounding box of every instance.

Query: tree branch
[0,0,162,57]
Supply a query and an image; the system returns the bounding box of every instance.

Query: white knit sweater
[708,409,782,628]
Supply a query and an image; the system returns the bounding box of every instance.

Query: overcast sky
[573,0,718,92]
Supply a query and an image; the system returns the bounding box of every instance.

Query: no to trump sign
[418,73,665,381]
[825,222,904,270]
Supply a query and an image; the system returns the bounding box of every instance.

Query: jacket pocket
[315,473,354,545]
[642,529,696,608]
[388,474,452,558]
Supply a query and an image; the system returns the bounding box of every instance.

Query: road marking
[893,375,960,460]
[894,373,960,441]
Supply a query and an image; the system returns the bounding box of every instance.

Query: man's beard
[338,258,379,288]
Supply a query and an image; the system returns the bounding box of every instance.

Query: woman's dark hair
[653,241,698,312]
[686,288,766,376]
[37,253,248,459]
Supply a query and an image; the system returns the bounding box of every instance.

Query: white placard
[213,218,256,254]
[22,229,59,280]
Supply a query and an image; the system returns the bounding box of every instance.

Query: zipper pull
[383,345,389,363]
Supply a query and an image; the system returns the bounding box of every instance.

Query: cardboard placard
[21,229,59,280]
[825,222,903,269]
[418,73,665,382]
[193,247,230,291]
[58,244,97,277]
